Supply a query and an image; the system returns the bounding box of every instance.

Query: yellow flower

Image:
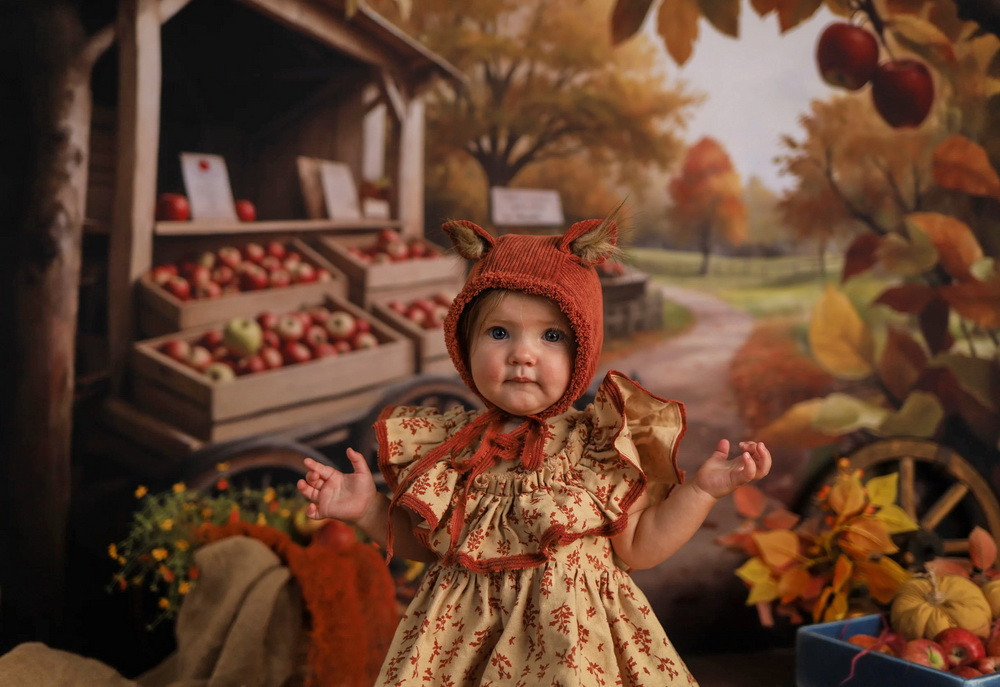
[256,512,267,525]
[160,519,174,531]
[134,485,148,499]
[158,597,171,610]
[175,539,190,551]
[201,508,213,519]
[178,581,191,595]
[172,482,186,494]
[216,462,230,472]
[279,508,291,518]
[152,548,169,561]
[263,487,276,503]
[108,543,118,560]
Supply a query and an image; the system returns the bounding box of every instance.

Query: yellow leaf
[932,135,1000,200]
[878,391,945,439]
[907,212,984,282]
[886,15,957,67]
[814,393,889,434]
[808,285,875,380]
[817,586,850,622]
[877,225,939,277]
[696,0,740,37]
[838,517,899,558]
[828,471,867,519]
[865,473,899,508]
[746,577,781,605]
[736,557,774,586]
[774,0,823,32]
[657,0,701,66]
[875,504,920,534]
[778,566,813,604]
[833,554,853,592]
[752,530,801,571]
[855,557,911,604]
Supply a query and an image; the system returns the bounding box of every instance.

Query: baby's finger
[303,456,338,480]
[345,447,372,476]
[297,478,318,502]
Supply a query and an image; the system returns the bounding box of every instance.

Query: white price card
[319,161,363,221]
[180,153,238,221]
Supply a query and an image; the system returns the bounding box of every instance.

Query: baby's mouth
[508,376,534,383]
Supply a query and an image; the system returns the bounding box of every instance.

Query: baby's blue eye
[543,329,565,343]
[488,326,508,340]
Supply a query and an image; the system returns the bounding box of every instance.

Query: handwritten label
[491,187,564,226]
[180,153,237,221]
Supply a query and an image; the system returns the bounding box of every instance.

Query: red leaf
[919,297,953,355]
[875,283,936,314]
[879,327,928,401]
[970,526,998,571]
[762,508,801,531]
[734,484,767,518]
[842,233,883,283]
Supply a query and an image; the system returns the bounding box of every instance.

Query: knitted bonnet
[441,218,618,418]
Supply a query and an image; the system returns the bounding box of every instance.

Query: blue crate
[795,615,1000,686]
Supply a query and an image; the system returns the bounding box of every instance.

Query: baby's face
[467,292,573,418]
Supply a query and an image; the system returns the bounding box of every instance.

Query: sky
[668,3,839,192]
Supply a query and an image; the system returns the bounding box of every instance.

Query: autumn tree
[369,0,699,226]
[667,137,748,274]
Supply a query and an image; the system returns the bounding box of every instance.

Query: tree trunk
[0,1,92,648]
[698,223,713,276]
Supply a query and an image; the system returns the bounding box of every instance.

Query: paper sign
[363,197,391,220]
[491,187,564,226]
[319,161,363,221]
[180,153,238,221]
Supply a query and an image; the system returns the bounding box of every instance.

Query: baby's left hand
[694,439,771,500]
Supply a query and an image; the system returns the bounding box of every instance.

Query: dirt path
[596,284,775,652]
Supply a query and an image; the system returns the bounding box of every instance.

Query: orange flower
[216,478,229,491]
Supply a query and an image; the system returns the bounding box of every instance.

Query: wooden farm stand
[79,0,479,488]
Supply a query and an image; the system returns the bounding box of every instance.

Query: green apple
[205,361,236,383]
[223,316,263,357]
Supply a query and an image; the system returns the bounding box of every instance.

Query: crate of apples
[843,627,1000,679]
[137,238,345,337]
[372,291,455,374]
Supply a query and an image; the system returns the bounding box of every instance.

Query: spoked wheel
[832,438,1000,568]
[348,375,483,491]
[179,437,333,492]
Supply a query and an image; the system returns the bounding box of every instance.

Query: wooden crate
[137,238,347,337]
[370,291,456,375]
[312,231,466,307]
[129,294,413,442]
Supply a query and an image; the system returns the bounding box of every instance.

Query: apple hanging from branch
[871,58,934,128]
[816,22,880,90]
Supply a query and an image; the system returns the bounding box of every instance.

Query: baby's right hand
[296,449,377,523]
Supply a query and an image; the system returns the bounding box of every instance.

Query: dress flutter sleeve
[582,370,687,507]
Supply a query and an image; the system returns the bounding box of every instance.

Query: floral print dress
[374,371,698,686]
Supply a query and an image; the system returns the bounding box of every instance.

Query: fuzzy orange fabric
[196,521,399,687]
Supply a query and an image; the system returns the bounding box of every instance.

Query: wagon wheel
[349,375,484,491]
[835,438,1000,568]
[179,437,332,492]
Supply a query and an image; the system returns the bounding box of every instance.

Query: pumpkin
[982,579,1000,620]
[890,573,992,639]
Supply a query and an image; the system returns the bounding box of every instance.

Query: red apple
[325,310,357,341]
[266,240,287,260]
[216,246,242,270]
[304,325,328,347]
[282,340,313,365]
[307,307,330,326]
[816,23,880,91]
[211,264,235,287]
[234,199,256,222]
[315,268,333,282]
[160,339,191,363]
[187,345,213,372]
[257,311,280,331]
[262,330,281,349]
[936,628,986,667]
[386,299,407,315]
[155,192,190,221]
[164,275,191,301]
[902,638,948,670]
[149,264,178,285]
[385,241,410,261]
[405,304,428,327]
[871,59,934,128]
[276,314,306,341]
[238,264,269,291]
[291,262,316,283]
[236,355,267,376]
[283,250,301,267]
[269,268,292,288]
[199,330,225,350]
[211,345,231,361]
[194,281,222,299]
[259,346,283,370]
[952,665,983,678]
[974,657,1000,674]
[310,341,339,358]
[376,228,400,249]
[354,318,371,334]
[847,634,892,654]
[407,238,428,258]
[333,340,352,354]
[243,242,265,263]
[259,255,282,273]
[351,331,379,350]
[185,263,212,287]
[433,291,455,307]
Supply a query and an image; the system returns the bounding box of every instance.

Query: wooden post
[0,2,93,647]
[107,0,161,393]
[398,96,425,238]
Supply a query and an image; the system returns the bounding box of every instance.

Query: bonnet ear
[442,220,496,260]
[558,218,619,266]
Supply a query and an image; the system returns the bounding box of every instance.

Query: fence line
[629,250,843,282]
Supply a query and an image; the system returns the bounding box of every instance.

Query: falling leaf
[932,135,1000,199]
[808,285,875,380]
[842,233,883,283]
[611,0,656,45]
[940,272,1000,328]
[733,484,767,519]
[865,473,899,508]
[907,212,984,282]
[657,0,701,66]
[753,530,801,571]
[696,0,740,37]
[877,391,945,438]
[970,526,998,571]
